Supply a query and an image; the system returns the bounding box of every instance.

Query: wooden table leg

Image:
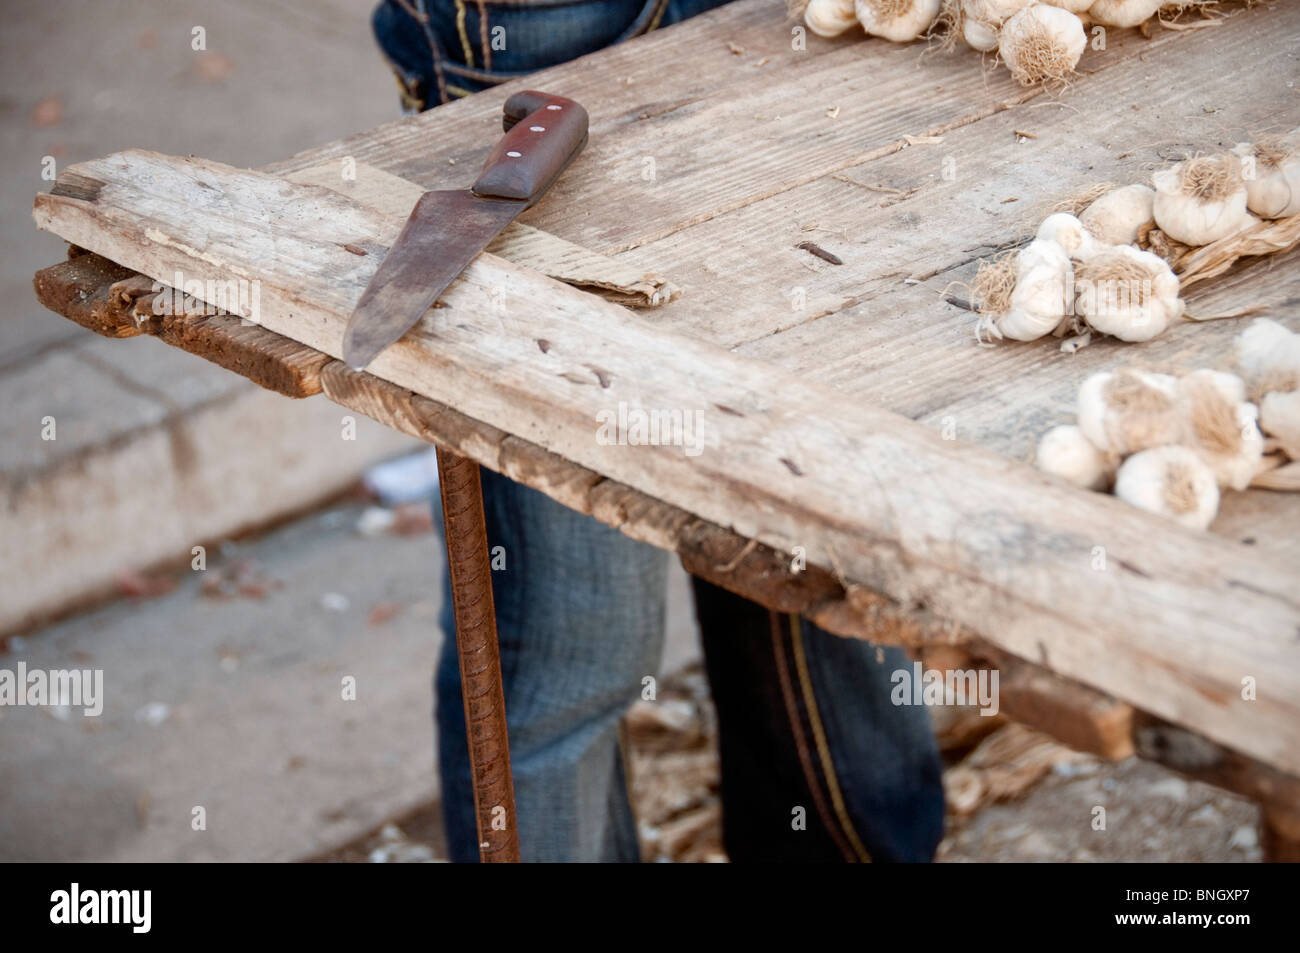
[436,446,519,863]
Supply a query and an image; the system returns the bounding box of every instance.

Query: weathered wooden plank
[32,254,330,398]
[267,0,1203,255]
[31,148,1300,774]
[645,0,1298,348]
[285,161,680,307]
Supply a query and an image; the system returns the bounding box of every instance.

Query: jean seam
[769,611,854,861]
[789,614,872,863]
[453,0,476,68]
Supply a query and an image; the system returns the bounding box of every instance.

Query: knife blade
[343,91,589,370]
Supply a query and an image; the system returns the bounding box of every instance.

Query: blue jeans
[373,0,733,106]
[375,0,945,861]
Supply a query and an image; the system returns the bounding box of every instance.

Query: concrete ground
[0,495,703,862]
[1,0,417,634]
[2,0,396,363]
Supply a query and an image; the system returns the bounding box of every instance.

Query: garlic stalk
[1079,184,1155,246]
[855,0,941,42]
[1114,446,1220,531]
[805,0,861,37]
[1077,369,1184,457]
[1232,140,1300,220]
[1086,0,1164,29]
[998,4,1087,86]
[1036,423,1113,489]
[1073,245,1182,342]
[1152,154,1254,246]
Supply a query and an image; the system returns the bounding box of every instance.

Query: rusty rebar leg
[436,447,519,863]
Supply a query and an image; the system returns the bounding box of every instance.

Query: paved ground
[0,493,702,862]
[2,0,395,363]
[0,0,416,635]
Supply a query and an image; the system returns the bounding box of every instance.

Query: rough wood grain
[32,254,330,398]
[31,144,1300,775]
[285,160,680,307]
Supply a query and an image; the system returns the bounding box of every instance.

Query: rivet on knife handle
[472,92,588,206]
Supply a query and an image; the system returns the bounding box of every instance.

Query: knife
[343,91,589,370]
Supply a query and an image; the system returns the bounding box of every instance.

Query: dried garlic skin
[998,4,1086,86]
[1235,318,1300,398]
[1152,157,1253,246]
[1261,390,1300,460]
[806,0,861,37]
[1233,142,1300,219]
[1036,424,1112,489]
[855,0,941,42]
[1074,245,1182,343]
[1037,212,1102,261]
[995,238,1073,340]
[1086,0,1163,29]
[1077,369,1184,457]
[1114,446,1219,531]
[1079,184,1156,247]
[1176,370,1264,491]
[1043,0,1092,11]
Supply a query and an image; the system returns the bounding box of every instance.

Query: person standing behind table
[369,0,946,862]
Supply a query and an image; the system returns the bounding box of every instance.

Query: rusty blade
[343,189,525,370]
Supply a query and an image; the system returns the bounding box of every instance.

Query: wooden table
[32,0,1300,858]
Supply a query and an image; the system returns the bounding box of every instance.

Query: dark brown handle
[472,91,588,205]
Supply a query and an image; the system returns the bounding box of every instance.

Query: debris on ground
[199,558,282,600]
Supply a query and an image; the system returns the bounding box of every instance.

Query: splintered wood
[28,0,1300,780]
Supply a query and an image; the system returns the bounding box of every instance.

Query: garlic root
[998,4,1086,87]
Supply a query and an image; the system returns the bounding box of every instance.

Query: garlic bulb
[805,0,861,37]
[1077,369,1184,457]
[1036,423,1112,489]
[962,16,999,50]
[962,0,1031,26]
[1232,141,1300,219]
[1036,212,1102,261]
[1260,390,1300,460]
[1177,370,1264,490]
[1114,446,1220,530]
[1235,318,1300,398]
[998,4,1086,86]
[983,238,1073,341]
[1073,245,1182,342]
[1043,0,1093,12]
[1152,155,1253,246]
[1079,184,1156,246]
[855,0,941,42]
[1086,0,1163,28]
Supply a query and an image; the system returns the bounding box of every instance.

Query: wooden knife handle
[472,91,588,206]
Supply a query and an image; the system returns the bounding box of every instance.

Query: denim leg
[436,468,668,862]
[693,578,945,862]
